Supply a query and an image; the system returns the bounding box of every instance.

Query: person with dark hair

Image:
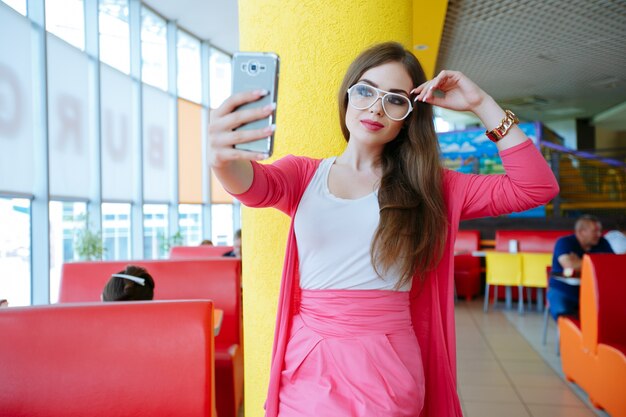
[222,229,241,258]
[101,265,155,302]
[208,42,558,416]
[548,214,614,319]
[199,239,214,246]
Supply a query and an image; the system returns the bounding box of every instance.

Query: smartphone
[231,52,280,156]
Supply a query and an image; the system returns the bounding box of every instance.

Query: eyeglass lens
[348,84,411,120]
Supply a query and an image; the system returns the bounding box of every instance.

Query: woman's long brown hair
[338,42,448,287]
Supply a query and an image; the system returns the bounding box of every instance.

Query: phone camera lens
[248,61,260,75]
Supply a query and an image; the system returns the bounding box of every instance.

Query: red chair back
[60,259,241,349]
[0,300,215,417]
[586,254,626,348]
[495,230,570,253]
[170,245,234,259]
[454,230,480,252]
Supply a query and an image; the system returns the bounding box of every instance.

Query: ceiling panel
[143,0,239,53]
[436,0,626,128]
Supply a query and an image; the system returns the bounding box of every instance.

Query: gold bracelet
[485,110,519,142]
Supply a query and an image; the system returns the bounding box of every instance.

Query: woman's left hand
[411,70,488,113]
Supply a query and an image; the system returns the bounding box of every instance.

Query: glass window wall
[45,0,85,50]
[141,7,168,90]
[179,204,202,245]
[177,30,201,103]
[209,48,231,108]
[143,203,169,259]
[1,0,26,16]
[0,1,240,305]
[49,201,87,303]
[99,0,130,74]
[211,204,233,246]
[0,197,31,306]
[102,202,131,260]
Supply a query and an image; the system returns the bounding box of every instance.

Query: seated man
[548,214,613,319]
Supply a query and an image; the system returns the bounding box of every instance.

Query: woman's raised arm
[414,70,559,219]
[413,70,528,151]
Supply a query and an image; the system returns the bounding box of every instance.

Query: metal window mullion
[84,0,102,234]
[167,20,179,241]
[27,0,50,305]
[129,0,144,258]
[200,40,211,241]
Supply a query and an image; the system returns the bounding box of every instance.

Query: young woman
[209,42,558,417]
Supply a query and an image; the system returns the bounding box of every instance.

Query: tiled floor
[455,299,609,417]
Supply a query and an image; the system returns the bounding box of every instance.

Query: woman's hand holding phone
[208,89,275,169]
[209,51,278,194]
[208,90,275,195]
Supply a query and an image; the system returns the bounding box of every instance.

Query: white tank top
[294,157,410,291]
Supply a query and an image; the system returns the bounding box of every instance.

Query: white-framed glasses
[347,83,414,121]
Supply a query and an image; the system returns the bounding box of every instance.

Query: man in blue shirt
[548,214,614,319]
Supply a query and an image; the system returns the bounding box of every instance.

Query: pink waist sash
[298,289,413,336]
[278,290,424,417]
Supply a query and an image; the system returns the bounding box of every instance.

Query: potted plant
[158,230,184,258]
[74,214,106,261]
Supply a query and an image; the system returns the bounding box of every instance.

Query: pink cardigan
[232,140,559,417]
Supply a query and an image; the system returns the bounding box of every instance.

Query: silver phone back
[231,52,279,155]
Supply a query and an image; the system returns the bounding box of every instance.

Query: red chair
[453,230,481,300]
[59,259,243,417]
[0,300,216,417]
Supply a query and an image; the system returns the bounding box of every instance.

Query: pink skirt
[278,289,425,417]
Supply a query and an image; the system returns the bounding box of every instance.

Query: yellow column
[238,1,419,415]
[412,0,449,78]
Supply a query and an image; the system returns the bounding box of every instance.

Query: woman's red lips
[361,119,384,131]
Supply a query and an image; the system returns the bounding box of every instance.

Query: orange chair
[559,254,626,416]
[0,300,216,417]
